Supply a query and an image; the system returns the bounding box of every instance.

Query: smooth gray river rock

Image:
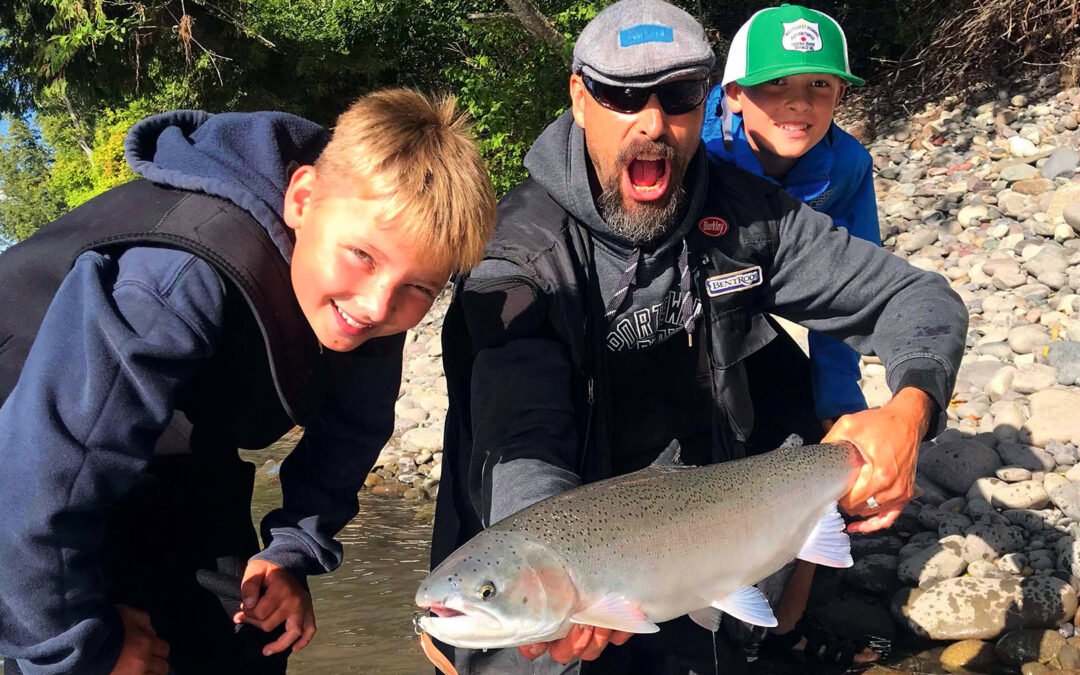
[991,480,1051,510]
[995,629,1068,667]
[963,523,1026,562]
[898,541,968,589]
[922,439,1003,494]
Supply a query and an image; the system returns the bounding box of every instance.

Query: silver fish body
[416,442,862,649]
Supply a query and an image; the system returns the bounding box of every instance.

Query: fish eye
[478,581,497,600]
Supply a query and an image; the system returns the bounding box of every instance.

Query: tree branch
[60,90,93,161]
[503,0,568,60]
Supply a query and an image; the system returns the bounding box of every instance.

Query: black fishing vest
[434,161,788,564]
[0,179,377,453]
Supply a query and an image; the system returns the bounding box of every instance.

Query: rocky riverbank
[316,75,1080,673]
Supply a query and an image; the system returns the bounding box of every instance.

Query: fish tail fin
[796,502,852,568]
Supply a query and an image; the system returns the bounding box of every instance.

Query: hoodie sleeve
[0,248,225,674]
[457,259,582,526]
[252,333,405,578]
[763,191,967,431]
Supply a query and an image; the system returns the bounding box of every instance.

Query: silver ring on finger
[866,495,881,510]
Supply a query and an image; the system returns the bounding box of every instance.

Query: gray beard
[596,181,686,247]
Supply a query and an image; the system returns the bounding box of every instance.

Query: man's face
[725,73,846,177]
[284,166,450,352]
[570,73,705,245]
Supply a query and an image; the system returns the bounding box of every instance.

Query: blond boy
[0,89,494,674]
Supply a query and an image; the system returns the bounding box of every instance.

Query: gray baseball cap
[572,0,715,88]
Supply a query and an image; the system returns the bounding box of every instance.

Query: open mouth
[624,157,670,202]
[775,122,810,137]
[331,300,373,334]
[427,603,466,619]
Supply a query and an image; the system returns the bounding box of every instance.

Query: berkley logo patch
[698,216,729,237]
[706,266,763,298]
[781,19,822,52]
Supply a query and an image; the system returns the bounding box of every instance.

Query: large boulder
[899,576,1078,640]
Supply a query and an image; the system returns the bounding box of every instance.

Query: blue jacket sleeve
[808,147,881,420]
[0,248,225,674]
[253,333,405,578]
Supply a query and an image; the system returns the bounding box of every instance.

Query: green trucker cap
[721,4,865,87]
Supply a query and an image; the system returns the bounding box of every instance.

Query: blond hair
[315,89,495,274]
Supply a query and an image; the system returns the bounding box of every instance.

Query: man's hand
[233,559,316,656]
[518,625,633,664]
[825,387,934,534]
[110,605,169,675]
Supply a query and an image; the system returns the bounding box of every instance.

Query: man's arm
[457,259,582,525]
[764,194,967,530]
[0,249,225,673]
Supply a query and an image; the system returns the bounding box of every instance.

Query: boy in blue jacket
[702,3,879,431]
[0,90,495,674]
[702,5,884,659]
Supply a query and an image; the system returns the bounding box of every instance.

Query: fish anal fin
[688,606,723,632]
[711,586,777,627]
[797,502,853,568]
[570,593,660,634]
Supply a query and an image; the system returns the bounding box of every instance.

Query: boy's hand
[826,387,933,533]
[518,625,633,664]
[233,559,317,656]
[111,605,169,674]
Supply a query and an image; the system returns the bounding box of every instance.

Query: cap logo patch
[781,19,822,52]
[619,24,674,47]
[706,266,763,298]
[698,216,729,237]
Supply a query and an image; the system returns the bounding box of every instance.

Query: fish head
[415,530,578,649]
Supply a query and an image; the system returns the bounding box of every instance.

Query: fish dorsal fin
[688,606,724,632]
[796,502,853,568]
[711,586,777,627]
[570,593,660,634]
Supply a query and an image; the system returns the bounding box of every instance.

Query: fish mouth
[417,600,500,628]
[426,603,465,619]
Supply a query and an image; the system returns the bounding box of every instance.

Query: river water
[244,439,435,674]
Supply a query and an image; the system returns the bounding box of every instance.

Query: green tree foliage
[0,0,1075,243]
[0,117,66,241]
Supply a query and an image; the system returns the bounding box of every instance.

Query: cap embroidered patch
[619,24,674,48]
[706,266,763,298]
[782,19,822,52]
[698,216,729,237]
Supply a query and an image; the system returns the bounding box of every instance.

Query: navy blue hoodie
[0,111,403,673]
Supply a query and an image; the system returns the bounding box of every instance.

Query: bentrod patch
[705,266,763,297]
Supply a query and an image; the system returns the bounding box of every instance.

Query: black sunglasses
[582,76,709,115]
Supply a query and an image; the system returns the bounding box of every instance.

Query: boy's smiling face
[725,73,846,179]
[284,166,449,352]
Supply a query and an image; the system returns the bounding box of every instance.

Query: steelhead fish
[415,442,863,650]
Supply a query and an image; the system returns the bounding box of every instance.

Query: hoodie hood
[124,110,330,263]
[523,111,708,352]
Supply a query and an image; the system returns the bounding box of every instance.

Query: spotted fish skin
[416,442,862,649]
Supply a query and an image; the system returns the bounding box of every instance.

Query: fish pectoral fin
[796,501,853,568]
[688,607,724,632]
[570,593,660,634]
[711,586,777,627]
